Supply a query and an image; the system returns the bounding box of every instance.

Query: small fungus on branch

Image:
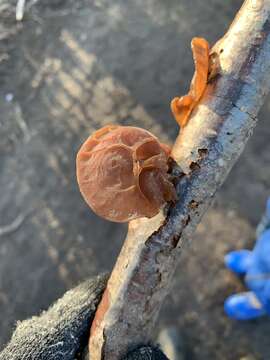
[171,37,210,128]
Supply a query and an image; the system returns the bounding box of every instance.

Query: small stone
[5,93,14,103]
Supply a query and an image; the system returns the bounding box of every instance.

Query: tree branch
[89,1,270,358]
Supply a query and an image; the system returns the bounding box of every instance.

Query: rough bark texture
[89,1,270,359]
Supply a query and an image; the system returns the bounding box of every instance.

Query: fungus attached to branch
[76,39,211,223]
[76,125,176,222]
[171,37,210,127]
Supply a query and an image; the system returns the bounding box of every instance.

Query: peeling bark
[89,1,270,359]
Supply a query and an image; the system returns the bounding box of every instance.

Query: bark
[89,1,270,358]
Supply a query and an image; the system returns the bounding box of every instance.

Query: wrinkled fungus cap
[76,125,176,222]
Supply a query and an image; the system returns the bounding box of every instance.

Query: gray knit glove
[0,274,168,360]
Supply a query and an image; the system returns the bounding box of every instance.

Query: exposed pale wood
[89,1,270,358]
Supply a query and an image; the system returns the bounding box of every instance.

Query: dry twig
[0,213,27,237]
[89,1,270,358]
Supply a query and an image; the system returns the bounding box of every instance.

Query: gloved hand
[0,273,168,360]
[224,198,270,320]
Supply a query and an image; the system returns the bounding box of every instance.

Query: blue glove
[224,198,270,320]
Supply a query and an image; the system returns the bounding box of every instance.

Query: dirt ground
[1,1,270,359]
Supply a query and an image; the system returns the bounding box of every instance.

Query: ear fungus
[171,37,210,127]
[76,125,176,222]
